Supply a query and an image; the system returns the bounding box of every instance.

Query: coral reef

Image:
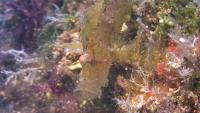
[76,0,200,112]
[0,0,199,113]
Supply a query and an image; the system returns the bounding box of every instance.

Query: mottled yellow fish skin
[77,0,132,101]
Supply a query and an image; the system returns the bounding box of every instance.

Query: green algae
[155,0,200,35]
